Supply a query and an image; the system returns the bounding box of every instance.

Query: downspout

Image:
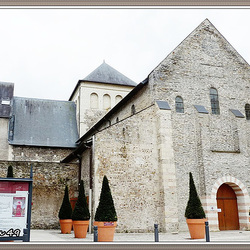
[76,154,82,185]
[89,135,95,233]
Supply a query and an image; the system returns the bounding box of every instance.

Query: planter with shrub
[94,175,117,242]
[72,180,90,238]
[58,185,73,234]
[185,172,207,239]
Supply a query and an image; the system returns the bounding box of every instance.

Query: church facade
[63,19,250,233]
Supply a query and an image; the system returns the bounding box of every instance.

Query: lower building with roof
[0,82,79,229]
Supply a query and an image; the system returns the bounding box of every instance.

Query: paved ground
[30,229,250,243]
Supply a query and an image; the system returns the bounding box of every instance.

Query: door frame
[203,176,250,231]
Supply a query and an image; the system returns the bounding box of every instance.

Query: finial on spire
[103,59,105,64]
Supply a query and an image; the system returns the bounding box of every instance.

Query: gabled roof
[149,19,249,76]
[0,82,14,118]
[69,61,136,101]
[9,97,79,148]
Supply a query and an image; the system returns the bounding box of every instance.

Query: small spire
[103,59,105,64]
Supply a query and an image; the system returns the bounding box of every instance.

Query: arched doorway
[216,183,239,230]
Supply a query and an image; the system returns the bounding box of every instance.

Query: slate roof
[83,61,137,86]
[0,82,14,118]
[69,62,137,101]
[8,97,79,148]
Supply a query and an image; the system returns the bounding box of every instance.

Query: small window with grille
[175,96,184,113]
[210,88,220,115]
[245,104,250,120]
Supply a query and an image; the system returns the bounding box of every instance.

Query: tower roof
[83,61,137,87]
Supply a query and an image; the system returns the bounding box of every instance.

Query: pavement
[29,229,250,243]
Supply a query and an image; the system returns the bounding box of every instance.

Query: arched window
[115,95,123,104]
[90,93,99,109]
[131,105,136,115]
[210,88,220,115]
[175,96,184,113]
[103,94,111,110]
[245,104,250,120]
[116,117,119,123]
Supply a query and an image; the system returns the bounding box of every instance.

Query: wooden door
[216,183,239,230]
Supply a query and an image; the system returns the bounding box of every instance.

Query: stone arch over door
[205,176,250,231]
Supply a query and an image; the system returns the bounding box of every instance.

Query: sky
[0,7,249,101]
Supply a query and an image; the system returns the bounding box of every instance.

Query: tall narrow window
[103,94,111,110]
[115,95,123,104]
[245,104,250,120]
[210,88,220,115]
[175,96,184,113]
[90,93,99,109]
[131,104,136,115]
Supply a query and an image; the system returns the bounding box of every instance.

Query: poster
[0,182,29,238]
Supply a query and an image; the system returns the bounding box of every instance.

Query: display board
[0,181,29,237]
[0,170,33,242]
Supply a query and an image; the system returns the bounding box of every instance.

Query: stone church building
[1,18,250,233]
[63,19,250,233]
[0,61,136,228]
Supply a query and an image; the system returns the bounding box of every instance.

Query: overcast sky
[0,7,249,101]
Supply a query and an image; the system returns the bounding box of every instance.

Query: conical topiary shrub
[59,185,72,220]
[94,175,117,242]
[58,185,73,234]
[94,175,117,222]
[7,165,14,178]
[185,172,205,219]
[185,172,206,239]
[72,180,90,238]
[72,180,90,220]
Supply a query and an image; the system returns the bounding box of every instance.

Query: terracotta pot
[186,218,207,239]
[93,221,117,242]
[59,219,72,234]
[72,220,89,238]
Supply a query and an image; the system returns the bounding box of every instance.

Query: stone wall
[149,19,250,231]
[0,161,78,229]
[0,118,12,160]
[12,146,73,163]
[91,103,166,233]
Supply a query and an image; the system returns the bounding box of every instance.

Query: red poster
[12,197,26,217]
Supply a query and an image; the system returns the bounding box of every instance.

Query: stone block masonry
[0,161,78,229]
